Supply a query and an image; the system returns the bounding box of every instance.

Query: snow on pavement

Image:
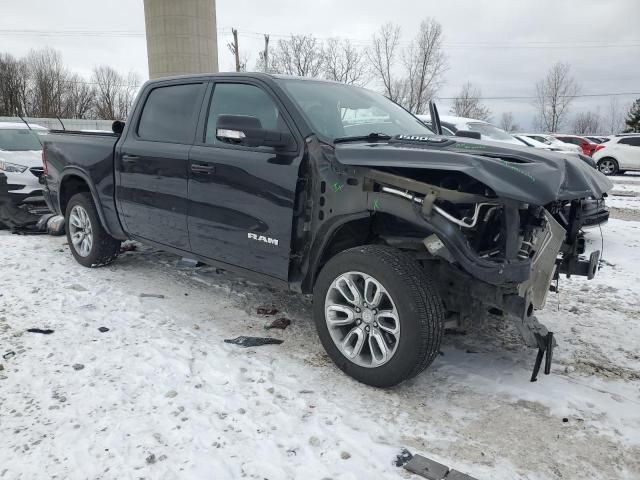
[1,220,640,479]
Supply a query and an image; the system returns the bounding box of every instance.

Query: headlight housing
[0,160,28,173]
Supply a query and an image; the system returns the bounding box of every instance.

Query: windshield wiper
[333,132,392,144]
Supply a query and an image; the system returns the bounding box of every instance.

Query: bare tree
[92,66,138,120]
[368,23,404,103]
[499,112,520,132]
[26,47,69,117]
[573,111,601,135]
[0,53,29,116]
[402,18,447,114]
[323,38,368,85]
[62,74,95,119]
[534,62,580,132]
[604,97,626,134]
[450,82,491,121]
[271,35,324,77]
[116,72,140,120]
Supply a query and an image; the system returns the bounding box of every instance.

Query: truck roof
[142,72,342,87]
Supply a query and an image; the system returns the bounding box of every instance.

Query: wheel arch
[59,169,110,235]
[301,213,373,293]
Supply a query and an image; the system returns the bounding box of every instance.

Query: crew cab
[42,73,613,387]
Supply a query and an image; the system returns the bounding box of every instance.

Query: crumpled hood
[0,150,43,168]
[333,137,613,205]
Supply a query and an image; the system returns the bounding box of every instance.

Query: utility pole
[263,34,270,72]
[227,28,240,72]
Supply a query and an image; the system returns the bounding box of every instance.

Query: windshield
[277,79,431,142]
[465,122,515,142]
[0,129,42,151]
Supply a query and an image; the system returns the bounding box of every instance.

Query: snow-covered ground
[1,183,640,479]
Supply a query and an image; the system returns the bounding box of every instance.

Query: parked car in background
[0,122,48,208]
[592,134,640,175]
[416,115,523,146]
[553,134,603,157]
[586,136,609,144]
[519,133,582,153]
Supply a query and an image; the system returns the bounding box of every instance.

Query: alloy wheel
[324,271,400,368]
[69,205,93,257]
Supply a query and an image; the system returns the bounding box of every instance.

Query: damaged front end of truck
[295,133,613,380]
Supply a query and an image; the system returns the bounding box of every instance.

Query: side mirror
[112,120,125,135]
[216,114,293,150]
[455,130,481,140]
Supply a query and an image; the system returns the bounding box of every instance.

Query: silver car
[0,122,48,208]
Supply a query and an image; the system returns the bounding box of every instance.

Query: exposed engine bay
[362,167,602,380]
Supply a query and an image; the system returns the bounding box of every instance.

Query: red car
[553,134,604,157]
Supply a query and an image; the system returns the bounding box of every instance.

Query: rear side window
[137,83,203,144]
[619,137,640,146]
[204,83,287,144]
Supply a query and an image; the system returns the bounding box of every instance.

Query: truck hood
[333,136,613,205]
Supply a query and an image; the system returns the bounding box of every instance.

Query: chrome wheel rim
[598,160,615,175]
[324,271,400,368]
[69,205,93,257]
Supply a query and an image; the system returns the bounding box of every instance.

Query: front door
[187,81,301,280]
[117,82,206,250]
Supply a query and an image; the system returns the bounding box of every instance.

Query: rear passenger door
[187,80,301,280]
[116,81,207,250]
[618,137,640,169]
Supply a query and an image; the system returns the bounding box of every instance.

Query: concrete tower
[143,0,219,79]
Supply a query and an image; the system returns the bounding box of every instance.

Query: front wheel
[597,158,618,176]
[313,245,444,387]
[65,192,121,268]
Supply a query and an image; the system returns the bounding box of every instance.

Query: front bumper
[4,169,45,205]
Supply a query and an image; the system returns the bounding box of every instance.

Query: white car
[519,133,582,154]
[416,115,523,146]
[592,134,640,175]
[0,122,48,206]
[513,134,584,158]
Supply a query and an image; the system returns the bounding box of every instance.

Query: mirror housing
[455,130,482,140]
[216,114,294,150]
[112,120,125,135]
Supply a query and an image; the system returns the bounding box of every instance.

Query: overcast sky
[1,0,639,130]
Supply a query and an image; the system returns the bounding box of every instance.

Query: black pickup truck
[42,73,613,387]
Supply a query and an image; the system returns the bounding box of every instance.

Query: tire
[597,157,618,176]
[65,192,120,268]
[313,245,444,387]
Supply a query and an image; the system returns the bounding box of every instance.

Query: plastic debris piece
[265,318,291,330]
[446,470,479,480]
[224,336,284,348]
[140,293,165,299]
[394,448,413,467]
[404,454,449,480]
[26,328,54,335]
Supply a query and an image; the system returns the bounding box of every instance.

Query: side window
[205,83,287,145]
[620,137,640,147]
[137,83,203,144]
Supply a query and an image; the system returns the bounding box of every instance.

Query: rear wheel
[597,157,618,176]
[313,245,444,387]
[65,192,120,267]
